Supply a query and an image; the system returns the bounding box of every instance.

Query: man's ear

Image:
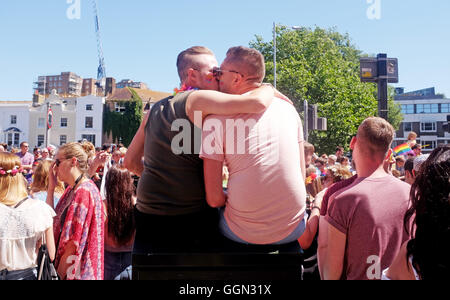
[186,68,197,84]
[350,136,357,150]
[71,157,78,166]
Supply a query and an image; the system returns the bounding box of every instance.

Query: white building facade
[75,95,105,147]
[0,102,31,149]
[394,97,450,153]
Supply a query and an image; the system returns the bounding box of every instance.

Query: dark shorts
[0,268,37,280]
[104,251,132,280]
[132,206,222,254]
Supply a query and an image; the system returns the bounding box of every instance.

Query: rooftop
[106,87,171,103]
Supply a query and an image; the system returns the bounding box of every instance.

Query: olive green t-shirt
[136,91,208,215]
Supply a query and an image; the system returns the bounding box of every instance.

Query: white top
[0,198,56,271]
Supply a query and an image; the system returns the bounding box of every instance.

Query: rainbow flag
[393,143,412,155]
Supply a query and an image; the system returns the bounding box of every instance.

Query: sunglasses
[212,67,242,78]
[55,158,68,167]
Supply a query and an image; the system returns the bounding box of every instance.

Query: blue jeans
[104,251,132,280]
[0,268,37,280]
[219,208,308,245]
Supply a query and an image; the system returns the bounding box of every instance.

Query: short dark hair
[404,157,414,172]
[396,156,406,162]
[412,144,421,150]
[176,46,215,82]
[315,157,327,166]
[224,46,265,83]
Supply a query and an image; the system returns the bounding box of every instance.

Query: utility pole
[273,22,277,88]
[377,53,389,120]
[360,53,398,121]
[304,99,308,142]
[45,102,50,147]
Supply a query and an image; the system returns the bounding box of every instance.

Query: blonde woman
[31,160,65,208]
[407,131,418,148]
[48,142,104,280]
[0,152,55,280]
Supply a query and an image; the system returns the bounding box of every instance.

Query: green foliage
[388,86,404,130]
[103,87,143,147]
[250,26,403,155]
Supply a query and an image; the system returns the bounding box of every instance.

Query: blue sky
[0,0,449,100]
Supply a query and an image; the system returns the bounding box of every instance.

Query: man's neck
[356,159,387,178]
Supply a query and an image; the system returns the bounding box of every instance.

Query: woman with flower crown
[0,152,55,280]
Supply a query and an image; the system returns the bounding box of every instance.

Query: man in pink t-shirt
[200,46,307,246]
[320,117,411,280]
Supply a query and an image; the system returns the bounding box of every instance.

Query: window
[441,103,450,113]
[403,122,413,132]
[420,122,436,132]
[86,104,93,111]
[60,135,67,146]
[10,115,17,124]
[38,118,45,128]
[82,134,96,145]
[115,102,126,113]
[60,118,68,128]
[401,104,414,114]
[421,140,437,150]
[7,133,20,147]
[85,117,93,128]
[417,104,431,113]
[431,104,439,113]
[37,135,45,147]
[7,133,12,146]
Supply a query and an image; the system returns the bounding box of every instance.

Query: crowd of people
[0,45,449,280]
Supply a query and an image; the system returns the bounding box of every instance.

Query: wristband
[311,206,321,212]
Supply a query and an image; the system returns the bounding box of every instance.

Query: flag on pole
[47,107,53,129]
[393,143,412,155]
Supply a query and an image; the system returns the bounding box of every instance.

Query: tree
[250,26,403,155]
[103,87,143,147]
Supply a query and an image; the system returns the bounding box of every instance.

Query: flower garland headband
[173,84,198,96]
[305,173,317,185]
[0,166,24,176]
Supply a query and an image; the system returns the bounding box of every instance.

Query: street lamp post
[273,22,277,88]
[273,23,302,89]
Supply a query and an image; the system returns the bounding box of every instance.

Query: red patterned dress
[53,180,105,280]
